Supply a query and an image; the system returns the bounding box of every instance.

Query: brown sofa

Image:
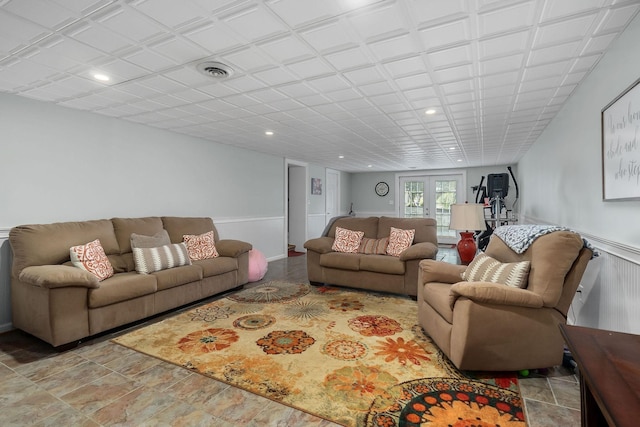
[9,216,252,348]
[417,230,592,371]
[304,216,438,296]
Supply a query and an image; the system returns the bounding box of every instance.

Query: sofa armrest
[399,242,438,261]
[304,237,334,254]
[418,259,466,284]
[449,281,544,309]
[18,265,100,289]
[216,239,252,258]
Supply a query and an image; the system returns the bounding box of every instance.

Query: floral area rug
[112,281,526,427]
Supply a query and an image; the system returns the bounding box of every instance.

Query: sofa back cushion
[377,217,438,245]
[327,217,379,238]
[485,231,584,307]
[9,219,119,278]
[112,217,164,254]
[162,217,219,243]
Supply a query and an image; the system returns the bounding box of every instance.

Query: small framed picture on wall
[311,178,322,195]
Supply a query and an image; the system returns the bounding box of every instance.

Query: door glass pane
[403,181,424,218]
[435,179,457,238]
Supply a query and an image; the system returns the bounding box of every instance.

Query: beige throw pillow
[70,239,114,281]
[386,227,415,257]
[358,237,389,254]
[131,229,171,249]
[332,227,365,253]
[462,252,531,289]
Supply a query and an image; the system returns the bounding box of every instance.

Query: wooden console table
[559,324,640,427]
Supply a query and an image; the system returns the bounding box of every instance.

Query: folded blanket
[493,225,598,258]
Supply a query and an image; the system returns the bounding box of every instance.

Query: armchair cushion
[449,281,544,309]
[462,252,530,289]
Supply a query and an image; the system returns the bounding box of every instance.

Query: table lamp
[449,203,486,265]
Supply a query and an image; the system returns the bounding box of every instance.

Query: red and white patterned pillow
[386,227,415,257]
[332,227,365,253]
[70,239,114,281]
[183,231,219,260]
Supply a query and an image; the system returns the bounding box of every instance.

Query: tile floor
[0,252,581,426]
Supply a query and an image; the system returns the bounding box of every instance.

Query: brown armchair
[417,230,593,371]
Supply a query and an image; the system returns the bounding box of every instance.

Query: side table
[559,324,640,427]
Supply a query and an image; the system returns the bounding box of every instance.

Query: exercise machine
[473,166,519,251]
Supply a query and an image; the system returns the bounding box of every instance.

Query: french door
[399,174,463,244]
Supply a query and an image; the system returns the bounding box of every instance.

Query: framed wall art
[601,77,640,201]
[311,178,322,195]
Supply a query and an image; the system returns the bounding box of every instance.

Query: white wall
[519,13,640,334]
[0,93,292,331]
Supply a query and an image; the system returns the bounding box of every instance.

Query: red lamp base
[456,231,477,265]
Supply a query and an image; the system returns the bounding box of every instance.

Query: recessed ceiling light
[457,159,462,162]
[339,155,344,159]
[93,73,110,82]
[449,147,456,150]
[425,109,436,115]
[367,164,372,168]
[265,131,274,136]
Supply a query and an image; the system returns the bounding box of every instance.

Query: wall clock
[375,181,389,197]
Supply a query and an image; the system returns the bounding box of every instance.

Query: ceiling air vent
[196,61,234,79]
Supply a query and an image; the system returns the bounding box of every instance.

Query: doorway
[397,173,465,245]
[325,169,340,226]
[285,160,308,256]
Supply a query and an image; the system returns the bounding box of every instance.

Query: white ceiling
[1,0,639,172]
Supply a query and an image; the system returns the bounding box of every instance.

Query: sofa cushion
[386,227,415,257]
[332,227,364,253]
[359,255,405,274]
[378,216,437,244]
[88,272,157,308]
[162,216,219,243]
[112,217,164,254]
[152,265,203,291]
[320,252,360,271]
[358,237,389,255]
[70,239,114,281]
[183,231,219,260]
[133,243,192,274]
[328,217,379,238]
[193,257,238,277]
[9,219,119,276]
[131,230,171,249]
[462,252,531,289]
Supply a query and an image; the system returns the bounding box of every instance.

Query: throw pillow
[358,237,389,255]
[462,252,531,289]
[133,243,192,274]
[130,229,171,249]
[183,230,219,260]
[70,239,114,281]
[332,227,365,253]
[386,227,415,257]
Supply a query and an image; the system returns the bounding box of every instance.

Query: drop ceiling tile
[368,33,423,62]
[222,4,288,42]
[4,0,78,29]
[418,19,471,51]
[427,44,472,69]
[324,46,373,71]
[569,54,600,72]
[533,14,598,48]
[266,0,342,28]
[408,0,468,26]
[432,64,473,83]
[259,35,316,63]
[275,82,316,98]
[148,37,209,64]
[595,3,640,33]
[306,74,352,93]
[358,81,395,96]
[581,33,617,55]
[197,81,240,98]
[342,66,385,86]
[223,46,275,73]
[524,60,570,81]
[252,67,299,86]
[299,20,355,52]
[68,24,134,54]
[92,58,149,82]
[122,48,177,71]
[133,0,206,29]
[541,0,606,21]
[96,5,167,43]
[181,22,244,54]
[394,73,432,90]
[527,41,581,66]
[347,3,406,41]
[478,30,530,60]
[480,54,524,75]
[285,57,335,79]
[383,56,428,78]
[477,1,537,38]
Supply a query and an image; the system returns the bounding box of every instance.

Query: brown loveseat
[304,216,438,296]
[417,230,592,371]
[9,216,252,348]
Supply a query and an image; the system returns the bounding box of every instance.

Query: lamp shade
[449,203,486,231]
